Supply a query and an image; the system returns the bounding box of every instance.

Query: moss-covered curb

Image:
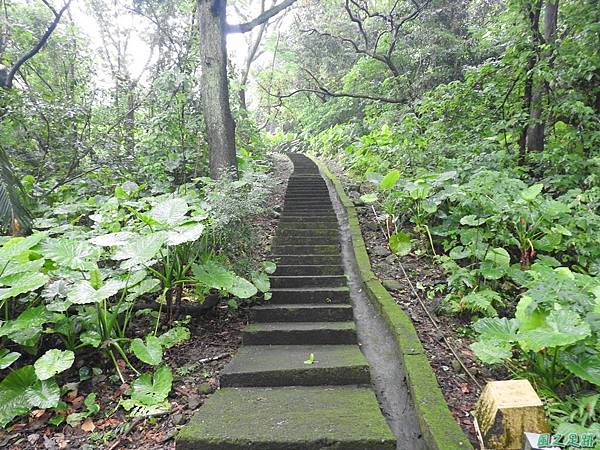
[311,156,474,450]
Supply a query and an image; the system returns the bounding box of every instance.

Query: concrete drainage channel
[177,153,472,450]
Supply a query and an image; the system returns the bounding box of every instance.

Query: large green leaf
[379,169,400,190]
[43,239,100,271]
[148,198,189,226]
[515,296,547,331]
[251,271,270,293]
[360,193,378,204]
[113,233,166,269]
[470,339,512,364]
[0,234,44,262]
[166,223,204,246]
[0,365,37,427]
[89,231,135,247]
[0,350,20,369]
[0,258,45,280]
[25,378,60,409]
[34,349,75,380]
[0,272,48,300]
[193,261,236,291]
[229,276,258,299]
[130,336,163,366]
[484,247,511,267]
[67,279,125,304]
[459,215,487,226]
[560,352,600,387]
[0,305,50,347]
[518,310,591,352]
[520,183,544,202]
[158,327,191,349]
[130,366,172,406]
[389,231,411,256]
[262,261,277,274]
[473,317,518,342]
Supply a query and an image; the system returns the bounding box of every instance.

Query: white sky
[69,0,267,91]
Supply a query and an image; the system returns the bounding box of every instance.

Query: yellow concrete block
[475,380,548,450]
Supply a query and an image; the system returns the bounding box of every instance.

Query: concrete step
[273,236,339,246]
[177,386,396,450]
[275,228,339,238]
[251,303,354,322]
[284,199,332,204]
[270,275,347,289]
[274,265,344,276]
[281,209,336,216]
[272,244,340,255]
[285,191,330,196]
[279,215,338,222]
[273,254,342,265]
[278,222,338,230]
[220,345,370,387]
[284,194,330,200]
[242,321,357,345]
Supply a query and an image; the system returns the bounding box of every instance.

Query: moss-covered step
[278,222,339,230]
[272,254,342,265]
[269,275,347,289]
[177,386,395,450]
[242,321,357,345]
[251,303,354,322]
[283,200,333,206]
[273,264,344,276]
[273,236,340,246]
[269,287,349,304]
[281,208,336,215]
[274,228,339,238]
[279,215,338,222]
[220,345,370,387]
[271,244,341,255]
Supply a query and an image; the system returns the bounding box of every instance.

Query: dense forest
[0,0,598,447]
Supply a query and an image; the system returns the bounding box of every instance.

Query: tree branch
[226,0,296,34]
[3,0,73,89]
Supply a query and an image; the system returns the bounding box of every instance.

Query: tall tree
[197,0,296,179]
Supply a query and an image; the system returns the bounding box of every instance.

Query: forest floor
[326,158,491,447]
[0,154,292,450]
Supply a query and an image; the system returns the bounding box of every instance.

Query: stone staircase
[177,154,396,449]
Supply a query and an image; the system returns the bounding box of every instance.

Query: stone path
[177,154,396,449]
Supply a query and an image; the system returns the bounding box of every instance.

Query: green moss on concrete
[405,354,473,449]
[177,386,396,450]
[311,156,474,450]
[364,279,425,356]
[242,321,357,345]
[221,345,370,387]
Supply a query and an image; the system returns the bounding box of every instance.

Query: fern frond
[0,149,32,235]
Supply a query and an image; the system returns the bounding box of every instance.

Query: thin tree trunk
[198,0,238,179]
[519,0,542,164]
[527,0,558,153]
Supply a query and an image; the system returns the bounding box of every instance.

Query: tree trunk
[519,0,542,164]
[198,0,238,179]
[527,0,558,153]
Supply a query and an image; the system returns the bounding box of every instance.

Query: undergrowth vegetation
[0,159,276,426]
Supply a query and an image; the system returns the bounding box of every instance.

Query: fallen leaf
[81,418,95,432]
[31,409,46,418]
[70,395,84,409]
